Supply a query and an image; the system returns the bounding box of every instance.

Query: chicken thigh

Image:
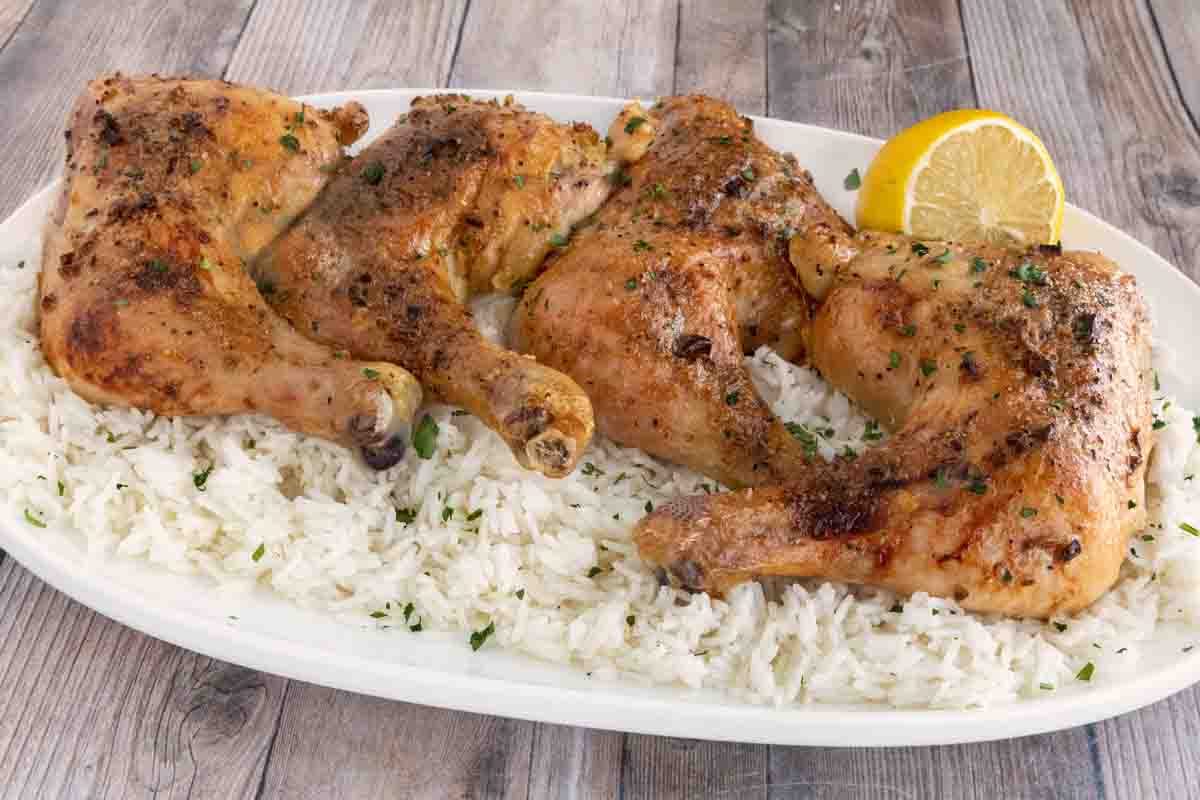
[40,75,422,468]
[512,95,852,487]
[636,234,1153,617]
[255,95,608,477]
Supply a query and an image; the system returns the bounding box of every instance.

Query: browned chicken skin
[39,75,423,467]
[636,233,1153,617]
[256,95,607,477]
[512,95,850,488]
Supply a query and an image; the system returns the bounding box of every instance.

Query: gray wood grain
[258,684,533,799]
[450,0,677,98]
[676,0,768,113]
[0,559,285,799]
[766,0,973,136]
[0,0,255,220]
[0,0,34,49]
[1148,0,1200,137]
[224,0,467,94]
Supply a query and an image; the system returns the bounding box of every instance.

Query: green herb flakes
[888,351,901,369]
[911,242,930,257]
[189,159,203,174]
[193,465,213,491]
[251,543,265,562]
[549,233,569,248]
[843,168,862,190]
[412,414,439,459]
[279,133,300,152]
[624,116,647,134]
[469,621,495,651]
[919,359,938,377]
[587,566,603,578]
[1181,522,1200,537]
[362,367,380,380]
[725,391,740,406]
[625,277,638,290]
[24,509,45,528]
[934,249,953,265]
[362,161,386,185]
[513,174,525,189]
[970,257,988,274]
[1020,507,1037,518]
[633,239,653,252]
[1076,662,1095,681]
[396,507,417,525]
[441,507,453,523]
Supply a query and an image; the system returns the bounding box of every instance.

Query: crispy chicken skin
[636,234,1154,617]
[256,95,606,477]
[39,75,422,468]
[512,95,848,487]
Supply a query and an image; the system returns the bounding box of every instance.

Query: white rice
[3,250,1200,710]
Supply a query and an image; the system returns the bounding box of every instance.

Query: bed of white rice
[3,255,1200,710]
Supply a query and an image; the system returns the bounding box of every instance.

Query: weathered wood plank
[527,723,623,800]
[0,559,285,799]
[223,0,467,94]
[0,0,255,219]
[620,735,768,800]
[1148,0,1200,136]
[675,0,768,113]
[766,0,974,136]
[449,0,676,98]
[0,0,34,50]
[257,683,533,799]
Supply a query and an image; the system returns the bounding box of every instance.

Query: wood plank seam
[0,0,33,54]
[1144,0,1200,137]
[220,0,262,80]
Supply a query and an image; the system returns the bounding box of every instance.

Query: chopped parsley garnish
[888,351,901,369]
[548,233,569,247]
[633,239,653,252]
[1143,534,1155,542]
[23,509,45,528]
[1152,418,1166,430]
[469,621,495,651]
[466,509,484,522]
[1076,662,1095,681]
[711,135,732,145]
[515,589,525,600]
[251,543,265,562]
[1193,416,1200,443]
[609,168,632,186]
[1020,507,1038,518]
[900,323,917,337]
[970,257,988,274]
[279,133,300,152]
[862,420,883,441]
[1000,568,1014,583]
[842,446,858,461]
[190,159,203,174]
[1181,522,1200,537]
[741,167,756,181]
[1128,500,1137,509]
[148,259,169,274]
[256,278,275,297]
[370,610,387,619]
[362,367,380,380]
[626,615,636,626]
[919,358,938,377]
[933,467,949,488]
[725,391,740,406]
[644,500,654,513]
[57,481,65,497]
[785,422,820,461]
[403,603,415,621]
[587,566,603,578]
[441,507,453,523]
[412,414,439,459]
[513,174,525,189]
[395,507,417,524]
[967,478,987,495]
[890,603,904,613]
[953,323,966,334]
[198,256,212,271]
[843,168,861,191]
[1022,288,1039,309]
[581,462,604,477]
[362,161,386,185]
[624,116,647,134]
[1039,683,1055,691]
[1011,261,1048,285]
[934,249,953,265]
[193,465,213,491]
[911,242,929,257]
[625,277,638,290]
[1054,622,1068,632]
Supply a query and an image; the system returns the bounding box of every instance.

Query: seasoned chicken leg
[636,235,1153,617]
[512,95,848,487]
[39,75,422,468]
[256,95,607,477]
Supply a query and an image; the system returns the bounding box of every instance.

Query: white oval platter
[1,89,1199,747]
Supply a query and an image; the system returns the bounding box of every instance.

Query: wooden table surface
[1,1,1198,797]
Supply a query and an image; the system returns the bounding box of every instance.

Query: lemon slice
[856,110,1063,245]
